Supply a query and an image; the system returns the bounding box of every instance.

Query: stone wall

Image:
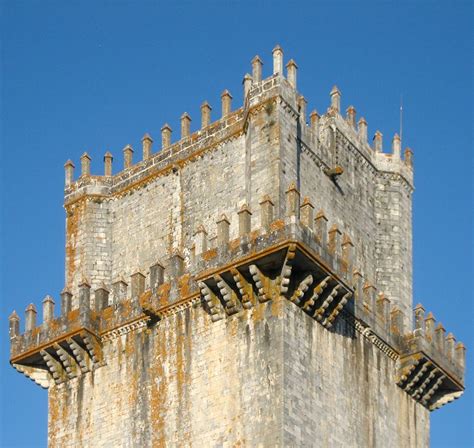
[282,301,429,447]
[47,299,429,447]
[48,300,285,447]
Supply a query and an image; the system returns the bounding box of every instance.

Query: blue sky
[1,1,472,446]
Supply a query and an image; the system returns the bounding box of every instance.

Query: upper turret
[62,46,413,200]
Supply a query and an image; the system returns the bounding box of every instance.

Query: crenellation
[221,89,232,117]
[104,151,113,176]
[180,112,191,139]
[42,295,55,323]
[64,159,75,186]
[327,223,341,256]
[170,251,184,278]
[330,85,341,113]
[425,311,435,341]
[390,306,405,336]
[149,260,165,290]
[25,303,37,332]
[363,282,377,313]
[373,130,383,152]
[8,310,20,339]
[251,55,263,82]
[392,133,401,158]
[341,233,354,275]
[60,287,72,316]
[286,59,297,89]
[314,209,328,248]
[216,214,230,247]
[141,133,153,160]
[376,292,390,330]
[299,197,314,229]
[243,73,252,98]
[285,182,300,219]
[259,195,274,229]
[161,123,172,149]
[352,269,364,303]
[297,95,307,124]
[414,303,426,333]
[456,342,466,370]
[194,225,208,255]
[112,277,128,302]
[80,152,91,177]
[446,333,456,362]
[405,146,414,168]
[237,203,252,236]
[346,105,356,128]
[200,101,212,128]
[61,47,413,209]
[272,44,284,75]
[309,109,320,141]
[123,144,134,169]
[358,116,367,143]
[435,322,446,353]
[78,278,91,309]
[94,284,110,311]
[131,271,146,298]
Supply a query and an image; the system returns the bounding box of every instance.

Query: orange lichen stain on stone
[116,332,123,364]
[102,306,113,320]
[158,283,171,307]
[229,237,241,251]
[249,229,260,244]
[228,315,239,338]
[48,318,61,332]
[139,290,152,305]
[48,390,60,436]
[252,301,267,323]
[270,219,285,232]
[139,290,156,315]
[271,295,284,318]
[65,200,86,286]
[49,386,71,447]
[124,331,136,359]
[67,309,79,323]
[178,274,191,298]
[202,248,217,261]
[120,299,133,320]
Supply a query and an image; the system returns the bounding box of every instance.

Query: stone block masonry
[9,45,465,447]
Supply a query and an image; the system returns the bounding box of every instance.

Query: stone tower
[9,47,465,447]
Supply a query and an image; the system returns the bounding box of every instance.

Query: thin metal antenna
[400,95,403,145]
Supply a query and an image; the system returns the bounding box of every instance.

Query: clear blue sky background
[1,1,472,446]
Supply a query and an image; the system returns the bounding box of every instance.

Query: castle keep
[9,46,465,447]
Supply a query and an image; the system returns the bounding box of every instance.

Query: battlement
[10,182,464,410]
[63,47,413,204]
